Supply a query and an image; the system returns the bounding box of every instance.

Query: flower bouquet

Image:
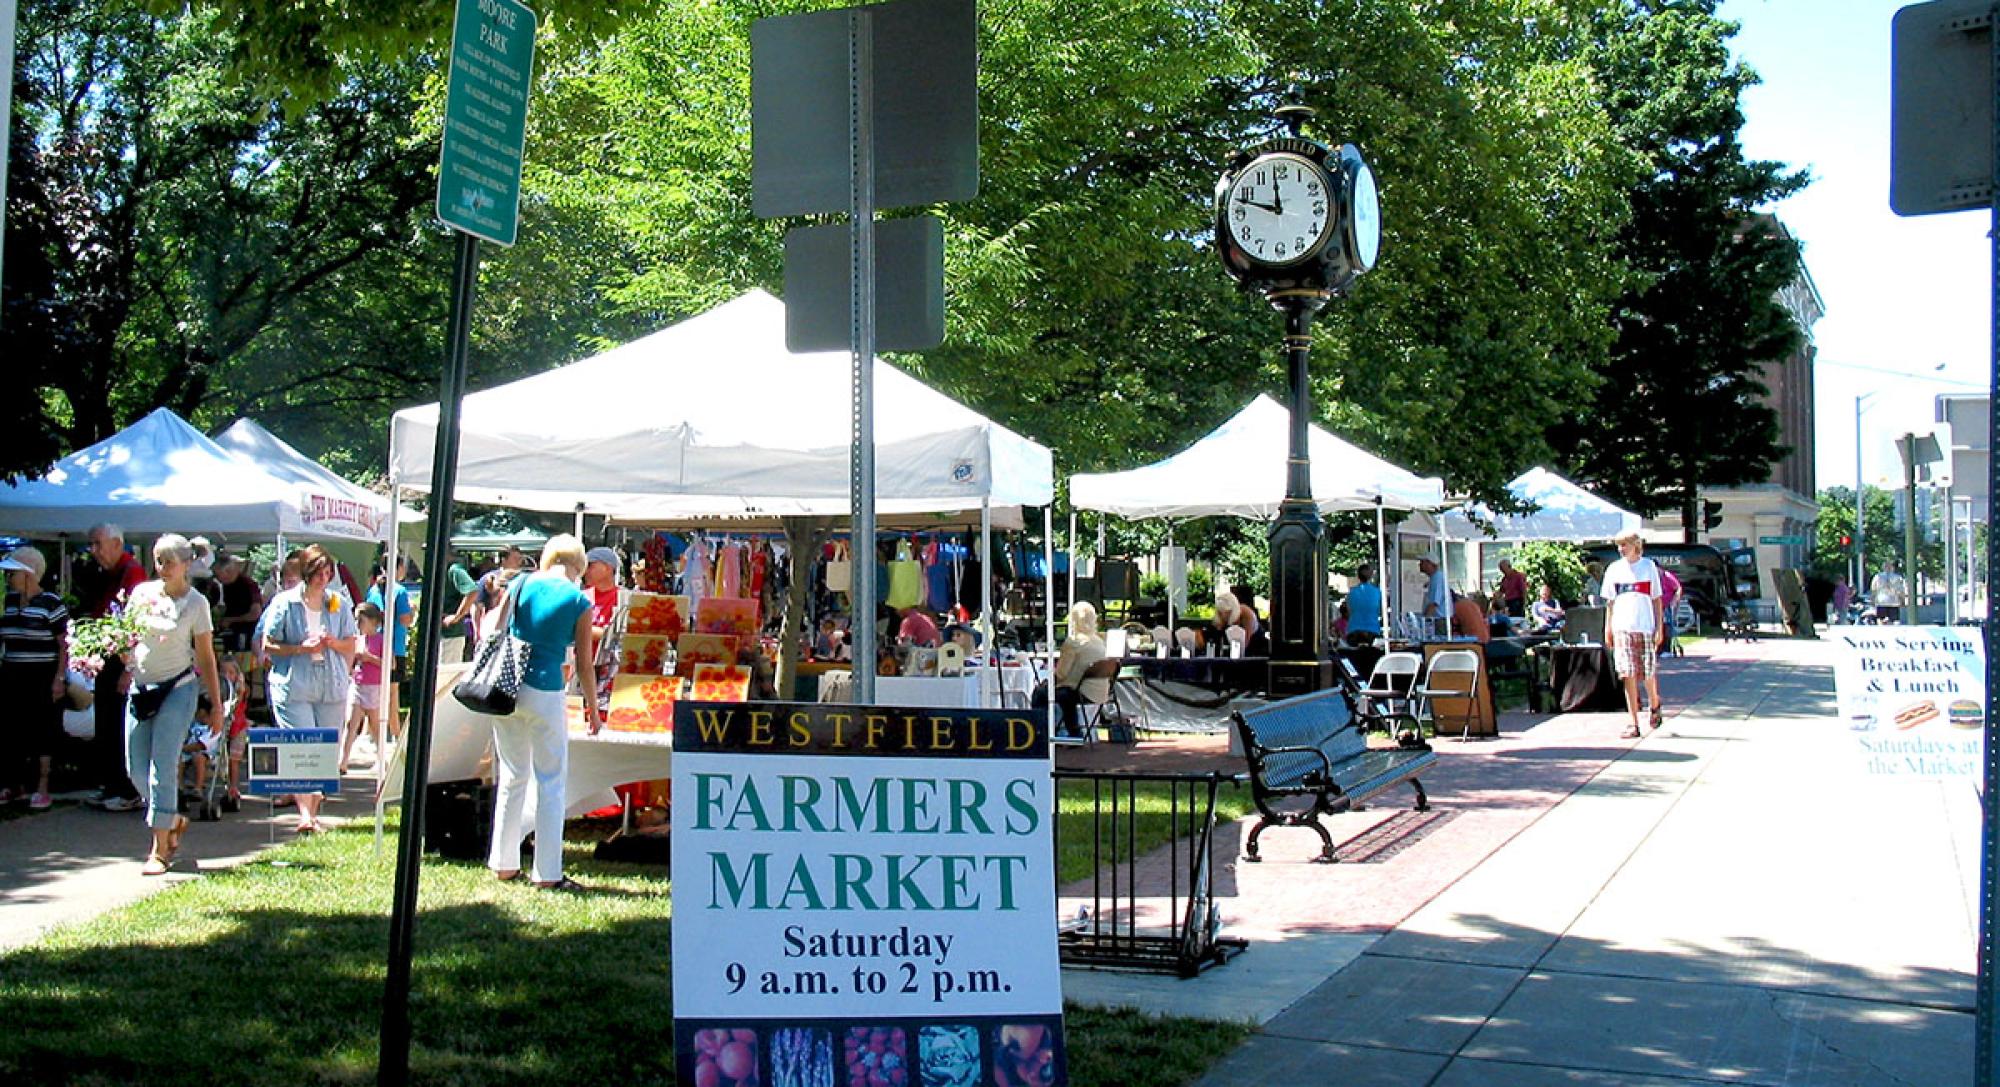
[67,593,173,678]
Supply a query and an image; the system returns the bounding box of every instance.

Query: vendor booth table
[1543,643,1625,712]
[378,665,672,819]
[816,666,1037,709]
[1122,656,1271,735]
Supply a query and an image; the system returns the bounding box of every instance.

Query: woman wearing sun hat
[0,547,69,811]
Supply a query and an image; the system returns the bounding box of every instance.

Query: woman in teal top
[488,535,600,890]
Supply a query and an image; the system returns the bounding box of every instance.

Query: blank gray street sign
[784,216,944,352]
[751,0,978,218]
[1891,0,1993,216]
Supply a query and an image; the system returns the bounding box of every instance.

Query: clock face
[1224,152,1333,267]
[1348,156,1381,272]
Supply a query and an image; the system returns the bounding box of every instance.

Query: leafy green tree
[1508,540,1590,605]
[1551,0,1807,540]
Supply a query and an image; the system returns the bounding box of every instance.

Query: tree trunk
[1681,489,1699,545]
[776,517,835,700]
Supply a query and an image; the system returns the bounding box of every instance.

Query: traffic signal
[1839,533,1852,548]
[1702,500,1724,532]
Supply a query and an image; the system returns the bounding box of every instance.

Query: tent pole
[1043,505,1055,731]
[1376,499,1389,638]
[1166,519,1177,646]
[981,499,994,699]
[574,502,585,541]
[1067,510,1077,610]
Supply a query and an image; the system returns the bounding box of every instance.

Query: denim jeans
[126,677,197,831]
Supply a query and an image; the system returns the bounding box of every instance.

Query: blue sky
[1720,0,1988,491]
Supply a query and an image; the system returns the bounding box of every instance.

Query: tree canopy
[6,0,1807,525]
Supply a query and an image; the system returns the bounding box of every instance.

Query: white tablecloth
[817,666,1037,709]
[378,664,671,817]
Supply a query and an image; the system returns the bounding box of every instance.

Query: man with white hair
[76,523,147,810]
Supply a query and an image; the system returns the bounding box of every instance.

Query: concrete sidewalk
[0,768,385,951]
[1178,638,1978,1086]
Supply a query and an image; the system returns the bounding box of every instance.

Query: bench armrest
[1248,741,1337,783]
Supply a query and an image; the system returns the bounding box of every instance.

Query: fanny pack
[132,669,193,720]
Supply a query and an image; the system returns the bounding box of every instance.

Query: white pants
[487,685,569,883]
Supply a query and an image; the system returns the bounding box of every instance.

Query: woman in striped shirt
[0,547,69,811]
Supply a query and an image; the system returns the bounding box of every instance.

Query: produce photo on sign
[671,702,1067,1087]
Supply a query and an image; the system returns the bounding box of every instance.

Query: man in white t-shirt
[1600,531,1665,739]
[1870,560,1909,624]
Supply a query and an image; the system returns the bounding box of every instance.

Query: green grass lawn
[1055,779,1252,886]
[0,812,1250,1086]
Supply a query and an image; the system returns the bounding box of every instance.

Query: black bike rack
[1052,770,1247,978]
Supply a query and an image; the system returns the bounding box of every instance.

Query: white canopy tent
[1068,395,1446,634]
[215,418,418,541]
[0,408,378,541]
[388,289,1053,518]
[1434,467,1641,543]
[1069,395,1444,520]
[387,288,1058,717]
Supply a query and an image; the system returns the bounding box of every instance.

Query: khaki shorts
[1612,631,1657,680]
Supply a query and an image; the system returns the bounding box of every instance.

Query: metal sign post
[380,0,535,1081]
[848,7,879,703]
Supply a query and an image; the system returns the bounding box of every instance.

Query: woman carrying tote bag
[488,535,600,891]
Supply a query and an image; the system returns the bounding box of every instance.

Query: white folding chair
[1362,651,1423,717]
[1414,650,1483,741]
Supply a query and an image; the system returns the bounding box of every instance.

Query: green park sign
[1759,535,1807,546]
[436,0,537,246]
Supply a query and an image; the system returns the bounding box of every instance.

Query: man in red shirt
[1496,559,1529,618]
[76,523,147,810]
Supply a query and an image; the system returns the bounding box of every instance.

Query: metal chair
[1361,651,1423,718]
[1414,649,1483,741]
[1075,657,1126,742]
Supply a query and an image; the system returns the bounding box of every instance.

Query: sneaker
[28,792,51,811]
[0,789,15,805]
[100,795,145,812]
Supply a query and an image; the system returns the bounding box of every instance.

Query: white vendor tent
[215,418,418,542]
[0,408,375,539]
[388,289,1053,519]
[1068,395,1445,519]
[1436,467,1641,542]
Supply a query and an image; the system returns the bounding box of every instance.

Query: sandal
[534,876,586,893]
[495,869,523,882]
[1649,706,1664,729]
[142,853,170,877]
[1620,725,1642,739]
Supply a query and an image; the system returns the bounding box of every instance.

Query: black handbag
[452,582,530,716]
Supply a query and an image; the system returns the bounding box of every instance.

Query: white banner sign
[1829,626,1985,778]
[672,701,1066,1087]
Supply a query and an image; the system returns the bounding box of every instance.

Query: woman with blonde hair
[488,533,600,890]
[1051,601,1110,738]
[260,543,358,833]
[125,535,226,875]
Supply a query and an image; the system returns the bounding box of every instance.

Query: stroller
[180,672,245,822]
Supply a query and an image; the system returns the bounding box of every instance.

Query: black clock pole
[1267,287,1334,697]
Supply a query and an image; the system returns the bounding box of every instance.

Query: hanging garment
[718,540,744,599]
[685,537,713,611]
[748,541,769,601]
[927,541,962,612]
